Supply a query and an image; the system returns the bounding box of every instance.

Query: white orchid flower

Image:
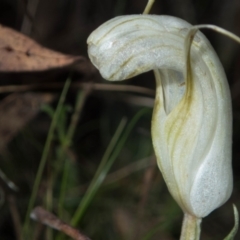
[87,14,238,239]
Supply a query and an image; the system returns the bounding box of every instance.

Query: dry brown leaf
[0,24,86,72]
[0,92,55,151]
[31,206,91,240]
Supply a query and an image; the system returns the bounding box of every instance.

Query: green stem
[22,78,71,239]
[70,108,150,227]
[143,0,155,14]
[57,89,88,218]
[65,90,87,145]
[223,205,239,240]
[58,157,71,219]
[70,117,127,227]
[180,214,202,240]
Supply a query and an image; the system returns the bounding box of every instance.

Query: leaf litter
[0,24,87,72]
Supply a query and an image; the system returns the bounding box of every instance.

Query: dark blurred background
[0,0,240,240]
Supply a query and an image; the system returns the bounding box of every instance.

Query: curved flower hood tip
[87,15,233,218]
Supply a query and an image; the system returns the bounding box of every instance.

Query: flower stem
[180,214,202,240]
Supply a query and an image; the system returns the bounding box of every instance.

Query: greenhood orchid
[87,13,238,240]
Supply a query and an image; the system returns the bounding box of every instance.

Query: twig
[119,95,154,107]
[134,156,157,240]
[21,0,40,35]
[8,195,23,240]
[66,155,156,196]
[31,206,91,240]
[0,169,19,191]
[0,82,155,96]
[104,155,156,185]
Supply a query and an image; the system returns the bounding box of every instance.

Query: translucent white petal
[87,15,233,218]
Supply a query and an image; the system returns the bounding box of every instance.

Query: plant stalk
[180,214,202,240]
[22,78,71,239]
